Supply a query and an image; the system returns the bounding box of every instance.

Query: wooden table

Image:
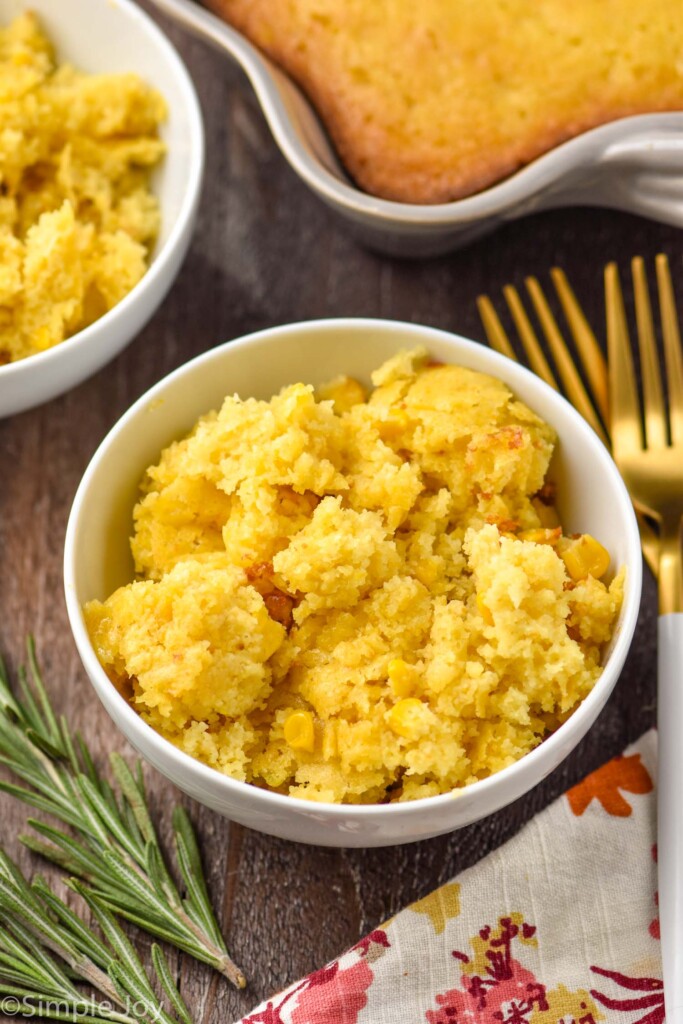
[0,8,674,1019]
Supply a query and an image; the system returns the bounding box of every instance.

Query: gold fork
[606,255,683,1018]
[607,257,683,610]
[479,257,683,1018]
[477,272,659,575]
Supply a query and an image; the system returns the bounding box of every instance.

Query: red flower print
[243,1002,289,1024]
[590,966,664,1024]
[649,845,660,941]
[353,929,391,956]
[243,930,390,1024]
[427,917,548,1024]
[427,967,546,1024]
[566,754,652,817]
[305,963,340,989]
[290,959,373,1024]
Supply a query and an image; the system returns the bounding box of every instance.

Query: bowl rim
[0,0,205,382]
[64,317,643,820]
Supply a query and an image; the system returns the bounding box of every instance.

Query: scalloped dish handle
[536,125,683,228]
[600,129,683,172]
[599,127,683,226]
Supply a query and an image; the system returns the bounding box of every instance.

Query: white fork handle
[658,613,683,1021]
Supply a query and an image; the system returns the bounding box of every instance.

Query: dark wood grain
[0,6,675,1019]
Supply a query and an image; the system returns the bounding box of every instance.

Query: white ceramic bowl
[0,0,204,418]
[64,319,642,847]
[151,0,683,257]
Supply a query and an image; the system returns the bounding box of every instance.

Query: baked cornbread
[205,0,683,203]
[85,348,624,804]
[0,13,165,363]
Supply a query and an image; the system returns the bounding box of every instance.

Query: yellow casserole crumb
[85,348,624,804]
[0,13,165,364]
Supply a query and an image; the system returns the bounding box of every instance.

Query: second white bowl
[64,319,642,847]
[0,0,204,417]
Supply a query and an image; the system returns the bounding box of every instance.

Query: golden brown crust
[205,0,683,204]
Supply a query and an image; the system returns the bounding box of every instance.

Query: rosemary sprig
[0,849,193,1024]
[0,640,245,989]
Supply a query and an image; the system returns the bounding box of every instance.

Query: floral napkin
[237,731,662,1024]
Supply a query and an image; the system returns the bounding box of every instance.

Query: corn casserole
[205,0,683,203]
[0,13,165,364]
[85,348,623,803]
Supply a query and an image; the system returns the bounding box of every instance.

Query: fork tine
[476,296,517,361]
[632,257,667,449]
[550,267,609,423]
[656,253,683,446]
[503,285,559,391]
[605,262,643,456]
[525,276,609,446]
[480,276,658,575]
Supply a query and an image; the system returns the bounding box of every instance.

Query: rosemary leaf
[83,899,207,957]
[0,959,70,1002]
[76,775,141,863]
[24,821,115,887]
[20,834,88,878]
[61,719,83,775]
[110,756,156,846]
[0,875,105,989]
[0,853,192,1024]
[143,842,170,903]
[24,729,66,762]
[107,964,175,1024]
[99,851,178,924]
[0,756,66,801]
[0,850,44,911]
[31,878,114,970]
[17,668,47,739]
[171,810,203,886]
[175,831,224,951]
[0,997,135,1024]
[27,638,62,744]
[0,919,80,998]
[0,782,85,831]
[72,885,157,1001]
[151,946,194,1024]
[0,656,17,710]
[0,642,245,989]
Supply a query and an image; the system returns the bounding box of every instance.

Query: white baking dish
[151,0,683,256]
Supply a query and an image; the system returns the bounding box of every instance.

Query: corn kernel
[317,375,367,413]
[477,594,494,625]
[378,407,411,440]
[531,498,561,529]
[283,710,315,752]
[560,534,610,581]
[387,698,426,740]
[518,527,562,546]
[388,658,414,698]
[540,506,561,529]
[415,560,439,586]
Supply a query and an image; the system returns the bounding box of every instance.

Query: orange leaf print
[567,753,653,817]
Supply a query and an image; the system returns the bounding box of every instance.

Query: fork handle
[658,613,683,1020]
